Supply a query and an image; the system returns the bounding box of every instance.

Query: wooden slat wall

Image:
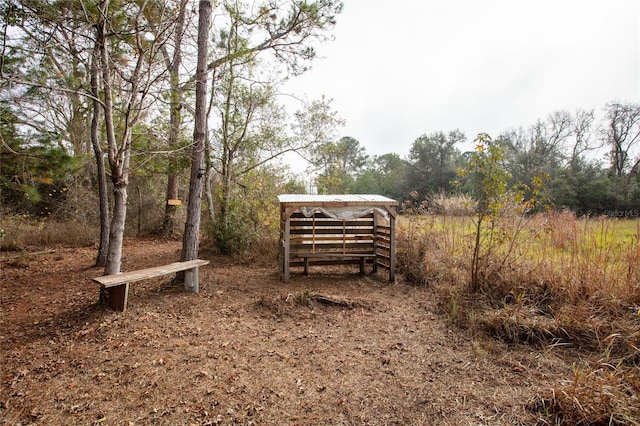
[375,224,392,271]
[289,212,375,258]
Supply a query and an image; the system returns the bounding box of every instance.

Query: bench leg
[184,267,199,293]
[106,283,129,312]
[359,257,366,275]
[303,257,309,275]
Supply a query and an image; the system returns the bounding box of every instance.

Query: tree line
[310,104,640,216]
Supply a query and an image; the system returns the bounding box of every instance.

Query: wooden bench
[93,259,210,312]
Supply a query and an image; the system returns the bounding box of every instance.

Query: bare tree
[180,0,212,277]
[569,108,596,170]
[158,0,193,237]
[92,0,172,277]
[604,102,640,178]
[89,44,110,266]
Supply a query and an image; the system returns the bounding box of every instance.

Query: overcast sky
[281,0,639,169]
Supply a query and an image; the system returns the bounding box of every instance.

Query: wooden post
[372,212,378,273]
[107,283,129,312]
[389,208,396,282]
[278,204,284,280]
[282,207,294,282]
[184,266,199,292]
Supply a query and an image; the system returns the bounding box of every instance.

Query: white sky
[281,0,640,169]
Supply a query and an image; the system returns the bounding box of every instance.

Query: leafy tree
[210,164,293,253]
[546,158,616,214]
[457,134,545,292]
[208,57,290,252]
[0,106,76,214]
[406,130,465,198]
[181,0,344,262]
[311,136,368,194]
[181,0,212,275]
[352,152,408,200]
[92,0,175,277]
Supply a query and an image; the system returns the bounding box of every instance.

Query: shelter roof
[277,194,398,207]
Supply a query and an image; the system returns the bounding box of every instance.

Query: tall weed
[0,215,97,250]
[396,207,640,424]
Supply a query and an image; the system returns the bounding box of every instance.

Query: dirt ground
[1,238,572,425]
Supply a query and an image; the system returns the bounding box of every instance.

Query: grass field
[396,210,640,424]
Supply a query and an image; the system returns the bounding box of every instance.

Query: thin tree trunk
[90,44,109,267]
[180,0,212,287]
[162,174,180,236]
[98,0,130,277]
[106,183,128,275]
[160,0,187,237]
[137,183,142,236]
[204,141,215,223]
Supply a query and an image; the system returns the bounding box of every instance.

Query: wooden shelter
[278,194,398,282]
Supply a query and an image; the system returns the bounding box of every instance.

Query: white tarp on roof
[277,194,397,220]
[298,206,389,220]
[277,194,396,204]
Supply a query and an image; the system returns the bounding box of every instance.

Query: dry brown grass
[396,209,640,424]
[0,215,98,251]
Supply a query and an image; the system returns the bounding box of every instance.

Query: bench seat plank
[93,259,209,288]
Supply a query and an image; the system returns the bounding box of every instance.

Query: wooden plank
[289,227,373,235]
[291,242,374,251]
[93,259,209,288]
[373,212,378,274]
[290,212,374,219]
[290,258,372,267]
[290,235,374,242]
[293,252,376,258]
[290,219,374,228]
[376,260,390,270]
[277,196,399,209]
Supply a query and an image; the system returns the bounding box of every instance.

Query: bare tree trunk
[204,169,215,223]
[106,183,128,274]
[160,0,188,237]
[137,183,142,236]
[162,174,181,235]
[90,44,109,267]
[204,141,215,223]
[180,0,212,286]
